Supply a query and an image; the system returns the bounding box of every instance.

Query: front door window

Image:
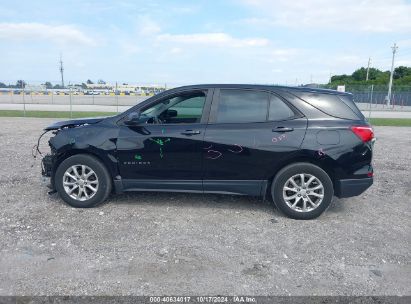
[141,91,206,124]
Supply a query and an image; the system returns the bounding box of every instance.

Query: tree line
[2,67,410,89]
[0,80,74,89]
[0,79,127,89]
[330,66,411,86]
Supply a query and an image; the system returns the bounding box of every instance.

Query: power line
[396,50,411,57]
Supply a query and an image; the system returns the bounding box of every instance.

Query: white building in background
[85,83,166,93]
[337,85,346,92]
[25,84,46,91]
[85,83,112,90]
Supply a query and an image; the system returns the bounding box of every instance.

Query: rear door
[202,88,307,195]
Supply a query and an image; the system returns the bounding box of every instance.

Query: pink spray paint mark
[318,148,325,157]
[207,150,222,160]
[228,144,243,154]
[272,134,287,143]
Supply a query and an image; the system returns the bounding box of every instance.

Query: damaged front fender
[41,116,121,191]
[44,116,109,131]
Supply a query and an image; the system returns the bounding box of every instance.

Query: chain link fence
[1,81,410,117]
[0,80,171,116]
[321,84,411,108]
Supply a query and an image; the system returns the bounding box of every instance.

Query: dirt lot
[0,117,410,296]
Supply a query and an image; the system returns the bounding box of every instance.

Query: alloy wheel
[282,173,324,212]
[63,164,99,201]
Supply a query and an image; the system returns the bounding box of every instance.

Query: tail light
[350,126,374,142]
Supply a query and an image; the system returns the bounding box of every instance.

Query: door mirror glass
[164,109,177,118]
[124,111,143,125]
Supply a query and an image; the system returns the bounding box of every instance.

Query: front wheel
[271,163,334,220]
[55,154,112,208]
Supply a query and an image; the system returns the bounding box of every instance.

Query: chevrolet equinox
[40,85,374,219]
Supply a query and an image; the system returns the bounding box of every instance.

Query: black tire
[55,154,112,208]
[271,162,333,220]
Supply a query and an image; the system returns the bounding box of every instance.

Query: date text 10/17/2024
[149,296,256,303]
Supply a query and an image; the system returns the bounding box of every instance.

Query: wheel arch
[265,156,336,197]
[51,149,116,190]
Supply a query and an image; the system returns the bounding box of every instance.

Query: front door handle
[181,130,201,136]
[273,126,294,132]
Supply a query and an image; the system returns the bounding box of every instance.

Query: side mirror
[166,109,177,118]
[124,111,142,126]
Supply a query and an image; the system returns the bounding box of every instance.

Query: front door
[117,89,212,192]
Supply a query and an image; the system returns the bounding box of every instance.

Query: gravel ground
[0,117,410,296]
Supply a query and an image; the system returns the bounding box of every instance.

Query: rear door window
[216,89,269,123]
[268,94,295,121]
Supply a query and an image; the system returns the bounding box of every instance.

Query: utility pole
[115,81,119,113]
[22,80,26,117]
[69,81,72,118]
[59,53,65,88]
[387,43,398,106]
[366,57,371,81]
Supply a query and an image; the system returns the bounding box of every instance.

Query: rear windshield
[293,91,363,120]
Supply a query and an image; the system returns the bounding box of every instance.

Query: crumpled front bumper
[41,154,53,177]
[41,154,55,189]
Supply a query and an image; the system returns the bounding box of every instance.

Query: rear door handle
[272,126,294,132]
[181,130,201,136]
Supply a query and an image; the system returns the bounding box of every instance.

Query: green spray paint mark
[134,154,142,160]
[150,138,170,146]
[149,138,171,158]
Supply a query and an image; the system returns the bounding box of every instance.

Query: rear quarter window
[338,95,365,119]
[294,92,361,120]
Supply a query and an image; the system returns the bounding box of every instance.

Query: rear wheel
[271,163,333,220]
[55,154,112,208]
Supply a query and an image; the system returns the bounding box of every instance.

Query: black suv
[41,85,374,219]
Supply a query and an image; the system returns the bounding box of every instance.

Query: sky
[1,0,411,86]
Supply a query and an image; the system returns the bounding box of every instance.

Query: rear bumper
[335,177,373,198]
